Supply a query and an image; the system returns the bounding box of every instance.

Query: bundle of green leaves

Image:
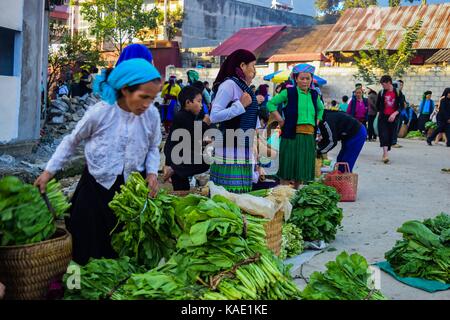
[280,223,304,260]
[289,182,343,243]
[63,257,144,300]
[109,172,180,269]
[425,121,438,131]
[386,213,450,283]
[405,130,424,139]
[301,251,388,300]
[0,176,70,246]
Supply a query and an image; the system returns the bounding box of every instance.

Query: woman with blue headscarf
[35,59,163,265]
[266,64,324,187]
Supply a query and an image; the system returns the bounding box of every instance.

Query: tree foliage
[136,4,184,42]
[47,31,105,99]
[389,0,427,6]
[77,0,159,53]
[315,0,377,23]
[354,19,423,84]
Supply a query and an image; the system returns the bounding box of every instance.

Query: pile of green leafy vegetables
[386,213,450,283]
[109,172,180,269]
[280,223,304,260]
[425,121,438,131]
[0,176,70,246]
[289,182,343,243]
[65,183,302,300]
[405,131,424,139]
[301,251,388,300]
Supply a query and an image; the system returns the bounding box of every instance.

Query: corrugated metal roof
[263,25,335,62]
[209,25,286,57]
[326,4,450,52]
[426,48,450,63]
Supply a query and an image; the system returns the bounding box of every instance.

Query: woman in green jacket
[267,64,324,188]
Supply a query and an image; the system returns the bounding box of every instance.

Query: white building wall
[0,76,21,142]
[0,0,24,31]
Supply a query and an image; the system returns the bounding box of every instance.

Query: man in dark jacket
[317,110,367,172]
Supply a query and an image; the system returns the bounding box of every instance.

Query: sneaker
[426,138,432,146]
[392,144,402,148]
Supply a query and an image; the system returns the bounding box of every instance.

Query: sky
[240,0,449,17]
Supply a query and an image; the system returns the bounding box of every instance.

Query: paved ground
[294,138,450,300]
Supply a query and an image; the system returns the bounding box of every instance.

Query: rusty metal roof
[426,48,450,63]
[263,25,335,62]
[209,26,286,57]
[326,4,450,52]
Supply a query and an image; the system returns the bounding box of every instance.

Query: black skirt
[65,166,124,265]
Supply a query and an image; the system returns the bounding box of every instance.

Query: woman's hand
[34,170,54,194]
[256,95,265,105]
[240,92,252,108]
[146,173,159,198]
[272,111,285,128]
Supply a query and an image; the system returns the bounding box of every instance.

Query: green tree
[136,5,184,42]
[77,0,159,53]
[315,0,378,23]
[47,32,105,100]
[389,0,426,6]
[354,19,423,84]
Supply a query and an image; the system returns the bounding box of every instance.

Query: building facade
[0,0,47,152]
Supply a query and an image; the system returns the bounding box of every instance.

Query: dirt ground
[294,138,450,300]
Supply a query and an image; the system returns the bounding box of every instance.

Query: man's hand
[34,170,54,194]
[388,112,398,123]
[146,173,159,198]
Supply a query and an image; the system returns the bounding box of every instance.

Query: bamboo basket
[169,189,283,256]
[0,228,72,300]
[262,210,283,256]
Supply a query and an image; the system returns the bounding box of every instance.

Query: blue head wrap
[116,44,153,66]
[93,58,161,105]
[290,63,316,88]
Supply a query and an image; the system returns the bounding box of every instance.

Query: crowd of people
[31,44,450,268]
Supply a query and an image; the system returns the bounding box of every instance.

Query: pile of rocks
[47,93,100,137]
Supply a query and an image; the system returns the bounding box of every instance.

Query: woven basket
[170,189,283,256]
[0,228,72,300]
[324,162,358,202]
[262,210,283,256]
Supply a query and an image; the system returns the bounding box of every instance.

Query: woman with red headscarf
[209,49,265,193]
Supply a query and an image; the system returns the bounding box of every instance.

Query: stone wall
[316,66,450,107]
[182,0,315,48]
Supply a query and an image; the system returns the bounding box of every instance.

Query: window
[0,27,16,76]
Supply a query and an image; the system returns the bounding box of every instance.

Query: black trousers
[428,120,450,146]
[171,173,191,191]
[418,114,430,133]
[368,114,377,140]
[392,116,401,145]
[66,166,123,266]
[378,113,398,151]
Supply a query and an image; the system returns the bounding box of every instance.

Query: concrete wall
[182,0,315,48]
[17,0,46,143]
[0,76,21,142]
[0,0,24,31]
[316,66,450,107]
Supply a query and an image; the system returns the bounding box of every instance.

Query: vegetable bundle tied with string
[0,176,70,246]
